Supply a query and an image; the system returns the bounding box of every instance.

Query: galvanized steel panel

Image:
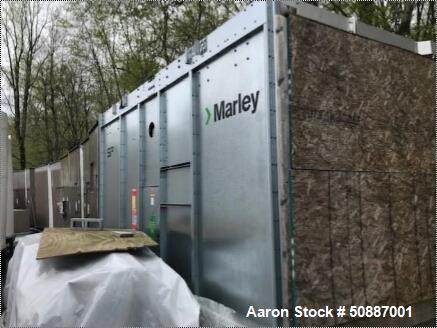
[165,206,192,287]
[144,186,160,239]
[160,79,194,285]
[84,129,99,218]
[103,120,120,228]
[34,167,49,228]
[125,110,140,227]
[144,98,160,187]
[50,162,68,227]
[197,30,277,320]
[69,149,81,219]
[13,171,27,209]
[68,149,81,188]
[165,167,191,205]
[60,156,70,187]
[165,79,192,166]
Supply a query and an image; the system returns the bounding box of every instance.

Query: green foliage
[320,0,435,41]
[4,1,433,169]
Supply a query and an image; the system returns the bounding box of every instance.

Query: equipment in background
[70,217,103,230]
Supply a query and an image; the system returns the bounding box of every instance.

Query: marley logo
[204,90,260,126]
[204,107,212,125]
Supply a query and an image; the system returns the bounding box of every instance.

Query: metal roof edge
[280,0,435,57]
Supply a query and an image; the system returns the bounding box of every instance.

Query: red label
[131,188,138,231]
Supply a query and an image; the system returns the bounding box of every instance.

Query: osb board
[415,174,436,297]
[292,170,435,325]
[36,228,158,259]
[342,173,366,307]
[329,172,354,324]
[290,15,435,173]
[293,170,335,326]
[284,14,436,326]
[389,174,421,304]
[359,174,396,306]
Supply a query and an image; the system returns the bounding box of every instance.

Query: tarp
[196,296,257,327]
[3,233,199,327]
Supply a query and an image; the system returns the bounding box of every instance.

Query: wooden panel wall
[288,14,435,326]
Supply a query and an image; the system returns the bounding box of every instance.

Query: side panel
[125,110,140,228]
[78,128,100,218]
[34,167,49,228]
[144,98,160,187]
[144,98,160,237]
[198,31,277,321]
[104,121,120,228]
[289,13,435,326]
[166,79,192,166]
[51,162,66,227]
[144,186,159,240]
[57,156,70,226]
[161,79,193,285]
[13,171,26,209]
[68,149,81,219]
[87,129,99,218]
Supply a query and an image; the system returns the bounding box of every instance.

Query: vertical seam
[358,173,368,305]
[327,172,337,321]
[388,173,399,304]
[413,175,423,300]
[346,174,354,304]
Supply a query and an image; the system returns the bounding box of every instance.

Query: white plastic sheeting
[196,296,257,327]
[3,233,199,327]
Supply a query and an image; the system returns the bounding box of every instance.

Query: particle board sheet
[36,228,158,259]
[290,15,435,173]
[286,12,435,327]
[416,174,437,295]
[427,176,436,290]
[359,174,396,306]
[291,171,435,312]
[415,174,435,299]
[390,174,421,304]
[293,170,335,326]
[344,173,367,307]
[329,172,353,324]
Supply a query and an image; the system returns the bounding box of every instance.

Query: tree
[1,2,48,169]
[2,1,247,168]
[316,0,435,41]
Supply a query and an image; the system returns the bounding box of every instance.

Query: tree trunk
[18,134,26,169]
[49,52,60,159]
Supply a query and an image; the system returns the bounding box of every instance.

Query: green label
[147,215,158,240]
